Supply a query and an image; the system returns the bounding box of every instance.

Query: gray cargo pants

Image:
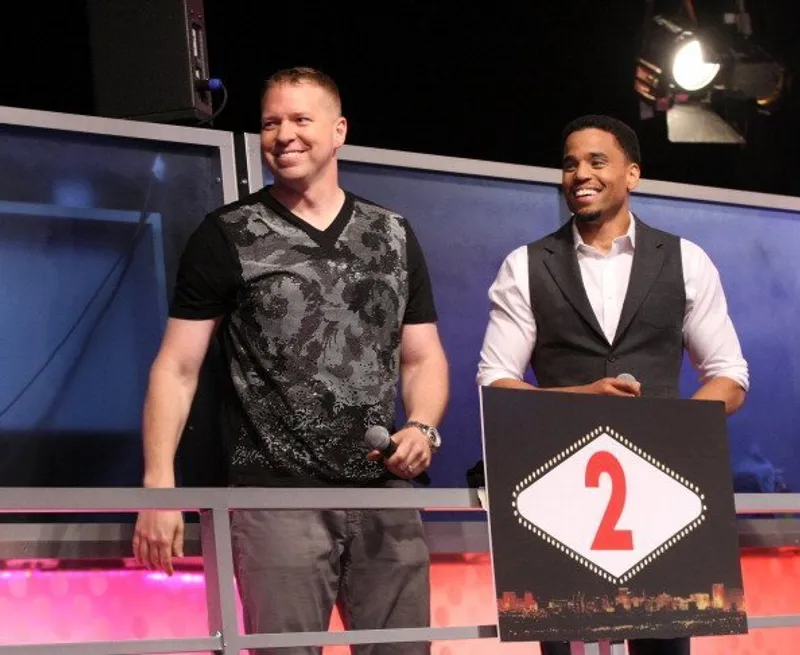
[230,484,431,655]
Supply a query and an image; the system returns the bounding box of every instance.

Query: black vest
[528,218,685,399]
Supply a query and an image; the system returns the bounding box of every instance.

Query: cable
[196,78,228,127]
[682,0,697,25]
[0,75,225,422]
[33,211,152,428]
[0,163,160,423]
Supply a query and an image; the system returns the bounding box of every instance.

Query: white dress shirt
[476,216,749,391]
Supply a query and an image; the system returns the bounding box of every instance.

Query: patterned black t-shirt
[170,187,437,486]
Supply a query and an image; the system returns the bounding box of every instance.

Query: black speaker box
[87,0,212,123]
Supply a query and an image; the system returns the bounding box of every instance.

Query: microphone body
[364,426,396,457]
[616,372,641,395]
[364,426,430,485]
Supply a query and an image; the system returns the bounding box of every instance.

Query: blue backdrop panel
[330,160,798,494]
[0,124,225,500]
[0,203,165,433]
[631,195,799,493]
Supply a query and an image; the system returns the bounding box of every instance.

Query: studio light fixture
[635,2,787,144]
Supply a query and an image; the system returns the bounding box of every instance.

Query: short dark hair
[262,67,342,114]
[562,114,641,166]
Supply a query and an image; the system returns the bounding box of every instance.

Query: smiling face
[260,81,347,192]
[561,127,640,224]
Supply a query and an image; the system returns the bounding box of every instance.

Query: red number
[585,451,633,550]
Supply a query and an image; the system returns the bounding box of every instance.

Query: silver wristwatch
[405,420,442,452]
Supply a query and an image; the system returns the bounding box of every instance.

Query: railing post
[200,507,241,655]
[572,642,624,654]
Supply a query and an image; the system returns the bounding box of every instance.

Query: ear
[626,162,641,192]
[334,116,347,149]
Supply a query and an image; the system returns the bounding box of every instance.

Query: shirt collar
[571,212,636,251]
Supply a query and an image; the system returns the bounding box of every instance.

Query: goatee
[573,210,602,223]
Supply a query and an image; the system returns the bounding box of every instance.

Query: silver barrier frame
[0,489,799,654]
[0,105,239,205]
[241,133,800,214]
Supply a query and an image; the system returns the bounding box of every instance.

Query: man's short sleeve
[402,220,437,324]
[170,215,240,320]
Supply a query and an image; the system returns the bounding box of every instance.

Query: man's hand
[579,377,641,397]
[366,426,432,479]
[133,510,184,575]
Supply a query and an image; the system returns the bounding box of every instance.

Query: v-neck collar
[260,186,354,250]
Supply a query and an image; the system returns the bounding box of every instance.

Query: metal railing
[0,489,799,654]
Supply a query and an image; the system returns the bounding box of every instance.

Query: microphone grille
[364,426,390,450]
[616,373,638,385]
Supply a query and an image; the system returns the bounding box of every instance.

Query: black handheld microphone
[365,426,397,457]
[364,426,431,485]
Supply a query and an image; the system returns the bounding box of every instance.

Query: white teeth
[575,189,599,197]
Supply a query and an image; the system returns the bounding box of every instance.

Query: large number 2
[585,451,634,551]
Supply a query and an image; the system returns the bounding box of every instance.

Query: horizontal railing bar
[0,636,222,654]
[2,618,799,654]
[4,517,800,559]
[238,625,499,649]
[0,489,797,514]
[734,494,800,515]
[0,488,483,512]
[748,614,800,630]
[240,616,800,649]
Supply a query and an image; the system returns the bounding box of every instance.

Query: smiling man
[476,114,748,655]
[133,67,448,654]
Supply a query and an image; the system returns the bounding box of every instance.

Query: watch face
[408,421,441,447]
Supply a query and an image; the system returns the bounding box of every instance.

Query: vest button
[607,355,616,363]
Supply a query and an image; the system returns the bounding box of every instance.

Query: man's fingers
[608,379,640,396]
[173,523,185,559]
[158,545,174,576]
[132,512,184,575]
[385,442,410,468]
[380,429,433,478]
[387,462,413,479]
[132,533,142,566]
[149,538,166,571]
[387,450,419,478]
[138,539,151,570]
[406,456,429,475]
[405,443,430,473]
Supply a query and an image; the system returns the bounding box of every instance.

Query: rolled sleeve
[681,239,749,391]
[476,246,537,387]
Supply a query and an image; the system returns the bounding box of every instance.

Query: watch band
[405,420,441,451]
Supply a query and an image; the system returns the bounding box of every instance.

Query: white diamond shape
[514,429,704,583]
